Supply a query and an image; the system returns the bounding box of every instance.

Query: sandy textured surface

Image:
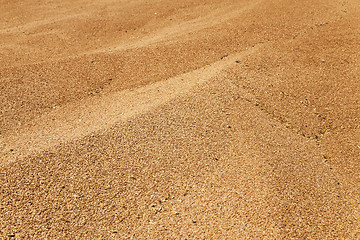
[0,0,359,239]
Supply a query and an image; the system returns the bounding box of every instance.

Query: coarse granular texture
[0,0,359,239]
